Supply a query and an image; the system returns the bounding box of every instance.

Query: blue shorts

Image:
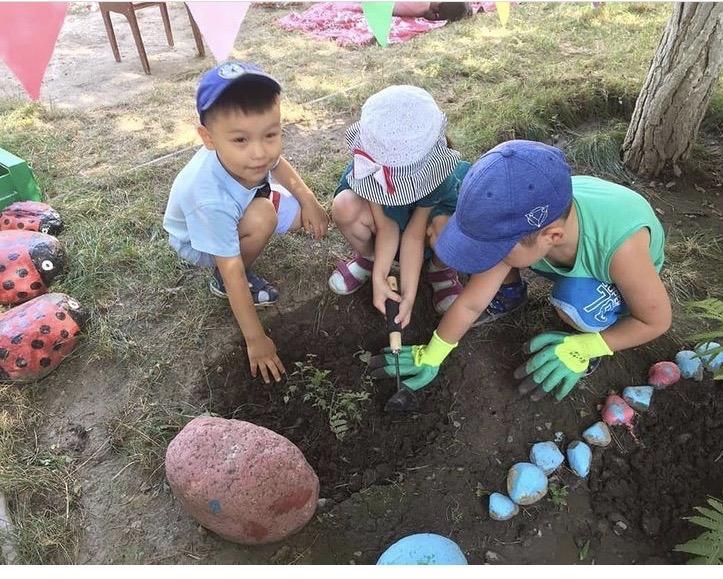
[543,274,627,332]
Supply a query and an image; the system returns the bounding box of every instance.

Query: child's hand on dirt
[247,335,286,384]
[300,199,329,240]
[373,276,401,316]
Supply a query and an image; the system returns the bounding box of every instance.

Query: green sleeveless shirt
[531,176,665,283]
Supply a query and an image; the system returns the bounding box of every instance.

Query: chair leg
[126,8,151,74]
[185,4,205,57]
[159,3,174,47]
[100,9,122,62]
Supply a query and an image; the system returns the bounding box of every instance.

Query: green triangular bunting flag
[362,2,394,47]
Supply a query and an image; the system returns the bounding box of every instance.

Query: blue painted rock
[602,394,635,429]
[0,230,65,305]
[489,492,519,521]
[507,462,548,505]
[582,421,611,447]
[675,350,704,381]
[165,416,319,545]
[529,441,564,475]
[0,201,63,235]
[0,292,86,381]
[567,441,592,478]
[623,386,654,412]
[648,361,680,389]
[695,342,723,372]
[377,533,467,565]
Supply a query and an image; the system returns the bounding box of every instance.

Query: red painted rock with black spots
[0,292,87,381]
[165,416,319,545]
[0,230,65,305]
[0,201,63,235]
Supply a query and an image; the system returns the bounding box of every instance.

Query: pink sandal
[425,266,463,314]
[328,253,374,295]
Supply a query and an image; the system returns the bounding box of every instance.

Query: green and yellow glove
[514,331,613,401]
[369,331,458,391]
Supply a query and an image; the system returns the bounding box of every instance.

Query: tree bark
[622,3,723,177]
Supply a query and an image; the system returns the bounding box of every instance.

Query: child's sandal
[328,253,373,295]
[425,266,463,314]
[247,270,279,307]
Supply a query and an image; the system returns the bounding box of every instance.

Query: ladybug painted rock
[0,230,65,305]
[0,201,63,235]
[0,293,87,382]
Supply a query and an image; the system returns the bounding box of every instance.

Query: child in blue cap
[328,85,470,326]
[371,139,671,411]
[163,61,328,384]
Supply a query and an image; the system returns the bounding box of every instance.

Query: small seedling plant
[548,482,569,510]
[283,354,370,441]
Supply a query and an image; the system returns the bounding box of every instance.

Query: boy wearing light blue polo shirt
[163,62,328,384]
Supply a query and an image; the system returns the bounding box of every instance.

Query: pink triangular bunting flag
[0,2,68,100]
[187,2,250,62]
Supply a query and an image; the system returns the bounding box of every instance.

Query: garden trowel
[385,275,402,391]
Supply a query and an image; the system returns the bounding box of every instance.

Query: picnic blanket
[277,2,497,47]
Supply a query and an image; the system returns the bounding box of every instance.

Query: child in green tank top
[370,140,671,412]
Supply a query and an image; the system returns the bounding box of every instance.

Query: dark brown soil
[589,382,723,559]
[190,275,722,564]
[193,285,455,500]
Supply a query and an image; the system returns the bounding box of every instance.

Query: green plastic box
[0,147,42,211]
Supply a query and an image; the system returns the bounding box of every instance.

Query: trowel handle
[385,276,402,350]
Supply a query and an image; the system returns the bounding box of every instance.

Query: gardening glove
[369,331,458,391]
[514,331,613,401]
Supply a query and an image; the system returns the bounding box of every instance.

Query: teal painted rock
[582,421,611,447]
[675,350,704,381]
[377,533,467,565]
[529,441,564,475]
[623,386,654,412]
[567,441,592,478]
[507,462,548,506]
[695,342,723,372]
[489,492,519,521]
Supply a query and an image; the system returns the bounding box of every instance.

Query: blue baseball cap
[196,61,281,120]
[435,140,572,273]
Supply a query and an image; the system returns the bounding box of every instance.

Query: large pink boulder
[165,416,319,544]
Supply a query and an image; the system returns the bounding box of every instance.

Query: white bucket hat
[345,85,461,206]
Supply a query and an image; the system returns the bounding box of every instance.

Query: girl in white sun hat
[328,85,470,328]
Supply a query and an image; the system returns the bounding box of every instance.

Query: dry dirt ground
[1,2,721,566]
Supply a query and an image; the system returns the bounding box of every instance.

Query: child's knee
[332,190,362,224]
[240,198,277,237]
[427,214,450,249]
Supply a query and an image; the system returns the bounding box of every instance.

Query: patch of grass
[564,123,631,181]
[105,394,194,478]
[0,385,80,564]
[662,231,722,305]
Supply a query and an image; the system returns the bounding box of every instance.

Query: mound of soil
[589,382,723,559]
[193,286,456,500]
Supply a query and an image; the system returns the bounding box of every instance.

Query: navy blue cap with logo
[435,140,573,274]
[196,61,281,120]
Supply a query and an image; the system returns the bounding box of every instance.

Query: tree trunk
[622,3,723,177]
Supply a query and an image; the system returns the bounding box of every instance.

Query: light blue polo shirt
[163,147,270,268]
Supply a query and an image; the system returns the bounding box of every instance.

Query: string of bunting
[0,1,515,101]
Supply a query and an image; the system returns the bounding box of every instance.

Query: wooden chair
[99,2,205,75]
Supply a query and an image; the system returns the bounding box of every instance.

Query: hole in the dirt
[192,287,454,501]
